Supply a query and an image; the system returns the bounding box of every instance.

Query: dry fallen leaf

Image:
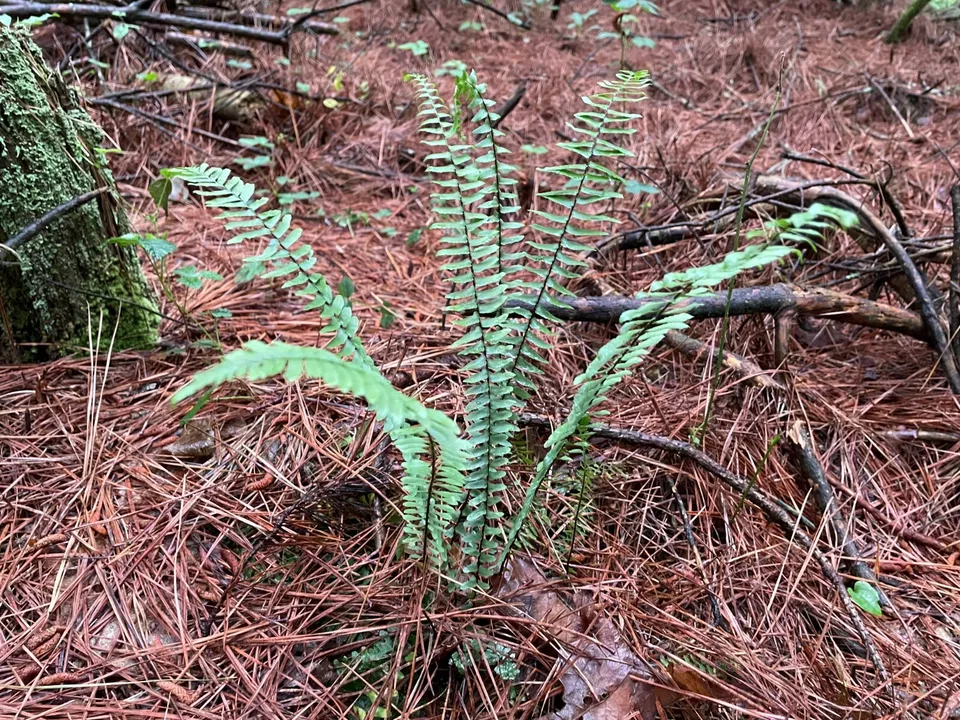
[163,419,217,460]
[497,555,659,720]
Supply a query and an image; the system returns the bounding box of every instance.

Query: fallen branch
[738,176,960,392]
[785,421,888,606]
[0,3,335,43]
[517,413,891,686]
[663,330,785,391]
[509,283,929,341]
[178,5,340,36]
[950,185,960,363]
[164,32,254,58]
[491,84,526,129]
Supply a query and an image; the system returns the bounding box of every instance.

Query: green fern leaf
[161,165,371,368]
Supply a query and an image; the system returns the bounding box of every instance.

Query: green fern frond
[161,165,371,368]
[409,73,520,586]
[747,202,859,251]
[500,243,796,564]
[171,340,467,566]
[509,70,649,386]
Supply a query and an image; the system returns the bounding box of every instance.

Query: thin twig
[490,85,526,129]
[950,185,960,363]
[3,188,106,253]
[0,3,316,43]
[663,474,730,630]
[461,0,529,28]
[786,422,889,606]
[517,413,891,686]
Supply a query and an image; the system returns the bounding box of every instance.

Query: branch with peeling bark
[509,283,930,342]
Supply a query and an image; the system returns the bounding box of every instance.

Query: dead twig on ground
[491,85,526,129]
[950,185,960,363]
[461,0,530,28]
[509,283,931,341]
[785,422,888,605]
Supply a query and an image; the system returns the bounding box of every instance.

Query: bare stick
[950,185,960,363]
[462,0,529,28]
[0,3,336,43]
[786,423,888,605]
[490,85,526,129]
[164,32,253,58]
[3,188,106,253]
[509,284,930,341]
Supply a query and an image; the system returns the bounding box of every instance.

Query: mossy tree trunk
[885,0,934,42]
[0,25,159,361]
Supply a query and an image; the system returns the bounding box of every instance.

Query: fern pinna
[410,70,649,586]
[163,165,465,570]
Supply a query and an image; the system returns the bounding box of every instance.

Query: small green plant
[109,230,227,343]
[848,580,883,617]
[566,8,598,36]
[397,40,430,57]
[450,638,519,681]
[335,631,405,719]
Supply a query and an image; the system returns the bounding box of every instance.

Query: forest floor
[2,0,960,717]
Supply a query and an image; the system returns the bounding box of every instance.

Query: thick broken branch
[509,283,929,341]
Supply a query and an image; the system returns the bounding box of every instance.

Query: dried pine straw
[3,0,960,717]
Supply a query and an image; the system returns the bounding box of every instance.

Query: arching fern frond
[500,243,796,564]
[171,340,467,567]
[161,165,371,368]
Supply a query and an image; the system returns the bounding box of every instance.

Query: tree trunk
[885,0,934,43]
[0,25,159,361]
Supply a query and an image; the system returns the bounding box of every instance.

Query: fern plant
[408,70,652,586]
[165,69,806,592]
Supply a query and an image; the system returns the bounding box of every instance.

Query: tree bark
[0,25,159,360]
[886,0,934,42]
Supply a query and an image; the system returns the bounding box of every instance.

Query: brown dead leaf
[160,417,248,460]
[668,663,733,703]
[163,419,217,460]
[497,555,659,720]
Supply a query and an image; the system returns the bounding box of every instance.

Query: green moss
[0,26,159,359]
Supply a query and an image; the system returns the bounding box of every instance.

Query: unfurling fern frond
[500,244,797,564]
[161,165,371,368]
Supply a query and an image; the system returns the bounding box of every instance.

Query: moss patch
[0,25,159,359]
